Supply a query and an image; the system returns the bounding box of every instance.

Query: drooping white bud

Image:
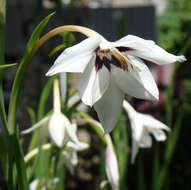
[105,146,119,190]
[48,112,68,147]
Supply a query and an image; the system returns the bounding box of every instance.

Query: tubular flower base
[46,27,186,133]
[105,146,119,190]
[123,100,170,163]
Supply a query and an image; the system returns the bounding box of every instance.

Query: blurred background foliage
[2,0,191,189]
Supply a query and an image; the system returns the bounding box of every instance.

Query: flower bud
[105,146,119,190]
[48,112,68,147]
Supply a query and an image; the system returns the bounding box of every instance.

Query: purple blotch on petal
[116,47,135,52]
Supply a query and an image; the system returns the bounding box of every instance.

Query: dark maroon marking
[95,56,111,72]
[94,48,123,72]
[95,55,123,72]
[116,46,135,52]
[110,55,122,68]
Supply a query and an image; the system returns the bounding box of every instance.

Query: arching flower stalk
[123,100,170,163]
[45,25,186,134]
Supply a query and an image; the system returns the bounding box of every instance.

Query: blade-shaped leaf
[10,131,28,190]
[27,77,54,152]
[7,12,55,134]
[49,44,66,57]
[112,115,128,190]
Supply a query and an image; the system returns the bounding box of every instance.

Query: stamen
[111,49,128,71]
[119,52,142,72]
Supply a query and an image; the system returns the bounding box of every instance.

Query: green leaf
[61,32,75,47]
[7,12,55,134]
[112,115,128,190]
[55,166,65,190]
[0,132,8,172]
[27,77,54,152]
[0,63,17,70]
[0,1,10,183]
[33,144,53,179]
[38,77,54,120]
[0,0,6,22]
[10,131,28,189]
[49,44,66,57]
[65,99,81,116]
[0,0,8,136]
[137,157,146,190]
[157,108,184,190]
[152,145,160,190]
[27,107,37,125]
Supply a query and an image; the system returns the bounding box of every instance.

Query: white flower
[62,139,89,174]
[48,112,72,147]
[46,35,186,133]
[123,100,170,164]
[21,113,87,148]
[29,179,41,190]
[29,178,59,190]
[105,146,119,190]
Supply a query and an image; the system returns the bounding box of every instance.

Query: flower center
[97,49,112,61]
[95,48,124,72]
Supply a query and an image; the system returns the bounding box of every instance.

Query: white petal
[64,122,79,143]
[67,136,89,151]
[48,112,66,147]
[139,113,170,131]
[139,131,152,148]
[117,35,186,65]
[62,148,78,174]
[67,140,89,151]
[70,151,78,166]
[131,119,144,142]
[29,179,40,190]
[21,116,50,134]
[131,139,139,164]
[150,129,167,141]
[65,123,89,151]
[46,36,101,76]
[78,58,110,106]
[105,147,119,190]
[94,78,124,133]
[112,57,159,101]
